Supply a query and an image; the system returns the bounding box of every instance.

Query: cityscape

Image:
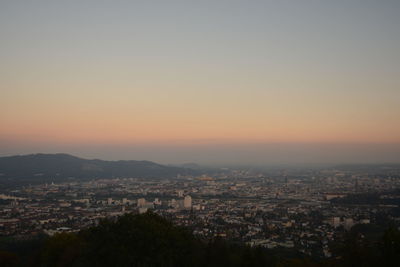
[1,161,399,262]
[1,1,400,266]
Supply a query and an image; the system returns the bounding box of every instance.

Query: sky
[1,1,400,165]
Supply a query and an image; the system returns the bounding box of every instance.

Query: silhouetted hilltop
[0,154,195,183]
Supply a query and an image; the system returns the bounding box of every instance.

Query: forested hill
[0,154,195,183]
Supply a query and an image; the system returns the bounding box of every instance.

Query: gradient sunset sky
[1,1,400,165]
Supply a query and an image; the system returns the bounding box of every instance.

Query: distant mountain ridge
[0,153,196,183]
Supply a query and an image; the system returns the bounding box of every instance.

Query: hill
[0,154,195,184]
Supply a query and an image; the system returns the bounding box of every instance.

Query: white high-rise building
[330,217,341,228]
[184,195,192,209]
[344,218,354,230]
[137,198,146,207]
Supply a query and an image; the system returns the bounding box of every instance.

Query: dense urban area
[1,164,400,262]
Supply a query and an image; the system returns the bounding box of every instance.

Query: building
[184,195,192,209]
[137,198,146,207]
[330,217,341,228]
[344,218,354,230]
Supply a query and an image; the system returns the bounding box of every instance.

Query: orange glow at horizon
[2,110,400,145]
